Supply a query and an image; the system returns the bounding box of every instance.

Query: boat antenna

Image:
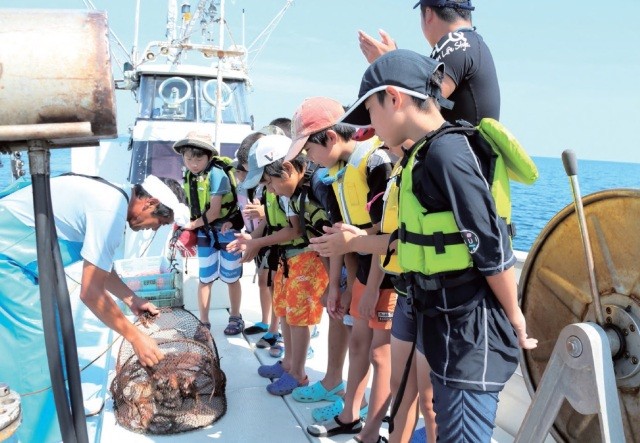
[247,0,293,68]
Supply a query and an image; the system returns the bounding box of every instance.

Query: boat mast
[214,0,225,154]
[132,0,141,64]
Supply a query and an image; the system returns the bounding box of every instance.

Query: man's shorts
[272,250,327,327]
[349,279,397,330]
[197,228,242,284]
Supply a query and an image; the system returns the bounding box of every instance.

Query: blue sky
[6,0,640,163]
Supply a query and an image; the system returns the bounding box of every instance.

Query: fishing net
[110,307,226,434]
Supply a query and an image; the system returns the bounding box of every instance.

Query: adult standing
[358,0,500,124]
[0,174,188,443]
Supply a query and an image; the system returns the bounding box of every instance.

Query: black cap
[413,0,474,10]
[340,49,453,126]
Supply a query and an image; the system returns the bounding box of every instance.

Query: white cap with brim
[238,134,292,191]
[339,49,453,127]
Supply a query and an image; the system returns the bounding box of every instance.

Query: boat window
[128,140,241,184]
[198,79,251,125]
[138,75,196,121]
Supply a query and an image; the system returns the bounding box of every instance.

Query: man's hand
[358,29,397,64]
[129,295,160,317]
[130,332,164,367]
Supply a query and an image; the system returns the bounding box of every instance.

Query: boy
[289,97,397,442]
[339,48,537,441]
[229,134,330,395]
[173,131,244,335]
[234,126,285,350]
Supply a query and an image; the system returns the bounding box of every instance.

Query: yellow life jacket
[328,139,382,229]
[379,161,402,275]
[397,119,538,287]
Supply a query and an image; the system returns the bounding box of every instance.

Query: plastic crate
[114,256,173,277]
[122,287,184,315]
[114,256,180,292]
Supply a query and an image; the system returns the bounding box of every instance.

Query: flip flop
[312,398,369,423]
[292,380,345,403]
[307,415,362,438]
[266,373,308,396]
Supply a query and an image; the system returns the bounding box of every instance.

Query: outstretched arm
[81,260,164,367]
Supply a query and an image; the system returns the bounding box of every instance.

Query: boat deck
[61,255,548,443]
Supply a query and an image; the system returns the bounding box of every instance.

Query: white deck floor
[57,256,548,443]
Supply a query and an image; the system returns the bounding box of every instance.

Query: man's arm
[80,260,164,366]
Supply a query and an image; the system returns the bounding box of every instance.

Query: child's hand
[358,286,379,320]
[517,332,538,350]
[220,221,233,234]
[243,202,264,220]
[227,232,251,252]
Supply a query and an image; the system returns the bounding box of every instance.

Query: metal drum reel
[519,189,640,442]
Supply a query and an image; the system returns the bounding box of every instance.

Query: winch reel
[518,188,640,442]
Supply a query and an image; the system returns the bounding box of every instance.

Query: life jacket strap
[403,268,482,292]
[398,223,463,254]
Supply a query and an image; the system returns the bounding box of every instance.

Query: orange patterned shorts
[350,279,397,330]
[273,250,328,326]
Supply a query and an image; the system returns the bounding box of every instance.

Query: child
[173,131,244,335]
[290,97,397,443]
[339,48,537,441]
[234,126,284,349]
[309,132,437,443]
[228,134,330,396]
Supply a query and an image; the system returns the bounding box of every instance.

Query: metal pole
[562,149,605,325]
[214,0,226,154]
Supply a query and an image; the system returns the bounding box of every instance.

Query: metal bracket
[515,322,624,443]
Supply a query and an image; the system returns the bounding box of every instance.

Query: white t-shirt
[1,175,129,272]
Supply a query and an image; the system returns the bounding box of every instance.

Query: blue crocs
[292,380,345,403]
[312,397,369,422]
[266,373,309,396]
[257,360,286,379]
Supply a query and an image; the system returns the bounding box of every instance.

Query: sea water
[1,151,639,252]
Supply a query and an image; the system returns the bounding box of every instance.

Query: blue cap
[413,0,474,10]
[339,49,453,127]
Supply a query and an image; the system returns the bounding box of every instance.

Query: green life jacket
[183,156,238,224]
[290,163,332,245]
[397,118,538,288]
[263,191,305,249]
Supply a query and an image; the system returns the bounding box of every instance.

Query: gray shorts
[391,295,417,342]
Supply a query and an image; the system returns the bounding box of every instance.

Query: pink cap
[285,97,344,160]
